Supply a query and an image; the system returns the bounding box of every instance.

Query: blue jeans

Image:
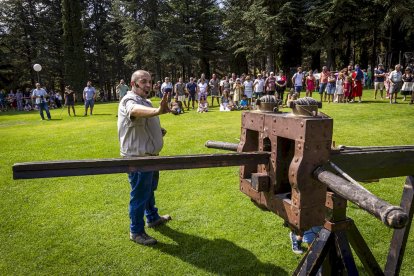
[128,171,161,234]
[38,102,51,120]
[319,83,327,94]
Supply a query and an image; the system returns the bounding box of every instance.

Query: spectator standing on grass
[174,77,187,109]
[209,74,220,107]
[229,73,237,98]
[292,67,305,96]
[161,77,173,103]
[220,75,231,98]
[16,89,23,111]
[8,90,16,111]
[385,69,392,99]
[83,81,96,116]
[305,70,316,97]
[117,79,129,101]
[401,67,413,103]
[335,72,344,103]
[326,72,336,103]
[276,70,287,103]
[32,83,51,120]
[23,88,32,108]
[253,73,265,100]
[319,66,329,102]
[233,78,243,106]
[243,75,253,105]
[389,64,403,104]
[351,65,364,103]
[186,77,197,110]
[197,76,209,101]
[55,91,62,108]
[374,64,386,100]
[153,81,162,98]
[64,85,76,116]
[265,71,276,95]
[118,70,171,246]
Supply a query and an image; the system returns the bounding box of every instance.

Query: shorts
[319,83,327,94]
[188,93,196,101]
[389,82,402,94]
[85,99,94,108]
[374,82,384,90]
[177,95,186,102]
[254,92,263,98]
[326,83,336,95]
[294,86,302,93]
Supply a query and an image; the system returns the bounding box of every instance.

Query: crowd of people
[0,80,100,120]
[150,63,413,115]
[1,63,412,120]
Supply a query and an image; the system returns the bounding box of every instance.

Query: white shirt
[253,79,264,92]
[32,88,48,104]
[198,82,208,94]
[293,72,305,86]
[390,70,402,83]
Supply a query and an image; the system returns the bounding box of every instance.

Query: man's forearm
[130,105,161,118]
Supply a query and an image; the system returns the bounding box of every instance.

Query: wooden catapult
[13,98,414,275]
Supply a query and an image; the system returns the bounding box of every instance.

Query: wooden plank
[330,148,414,181]
[385,175,414,276]
[13,152,270,179]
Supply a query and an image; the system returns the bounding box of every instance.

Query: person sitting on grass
[240,94,250,110]
[227,98,237,111]
[24,102,32,111]
[220,89,231,111]
[170,98,184,115]
[197,96,208,113]
[286,88,299,107]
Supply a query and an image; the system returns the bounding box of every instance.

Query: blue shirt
[374,69,385,82]
[186,82,197,94]
[83,86,96,100]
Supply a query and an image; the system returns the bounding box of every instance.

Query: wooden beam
[13,152,270,180]
[330,146,414,181]
[314,167,408,229]
[385,176,414,275]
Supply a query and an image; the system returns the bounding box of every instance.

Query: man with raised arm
[118,70,171,246]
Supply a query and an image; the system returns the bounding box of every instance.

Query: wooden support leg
[385,175,414,276]
[347,221,384,276]
[294,228,332,276]
[334,231,359,275]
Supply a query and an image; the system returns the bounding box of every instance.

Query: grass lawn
[1,90,413,275]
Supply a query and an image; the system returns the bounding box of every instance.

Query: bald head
[131,70,152,97]
[131,70,150,83]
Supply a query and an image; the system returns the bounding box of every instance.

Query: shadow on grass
[153,225,288,275]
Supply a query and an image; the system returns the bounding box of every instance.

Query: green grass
[0,91,413,275]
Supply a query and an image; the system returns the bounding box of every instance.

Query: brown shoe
[147,215,172,228]
[130,232,157,245]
